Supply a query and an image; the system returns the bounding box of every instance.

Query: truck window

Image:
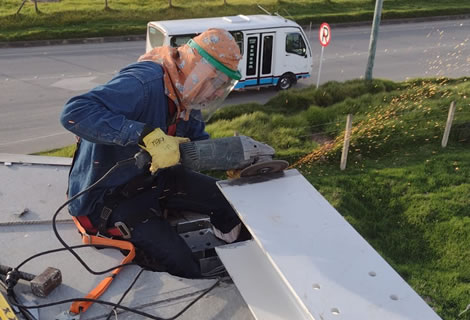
[169,31,244,55]
[170,34,197,47]
[286,33,306,56]
[246,36,258,76]
[230,31,244,55]
[149,26,165,48]
[262,35,273,75]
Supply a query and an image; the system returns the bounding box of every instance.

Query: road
[0,18,469,154]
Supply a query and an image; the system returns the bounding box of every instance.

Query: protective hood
[138,28,242,120]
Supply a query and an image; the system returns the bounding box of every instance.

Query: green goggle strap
[188,39,241,80]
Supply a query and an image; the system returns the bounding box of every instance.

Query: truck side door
[242,32,276,88]
[280,28,311,80]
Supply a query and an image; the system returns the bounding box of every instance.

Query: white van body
[146,14,313,90]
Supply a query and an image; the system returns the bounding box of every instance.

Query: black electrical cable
[51,157,136,276]
[7,278,221,320]
[8,155,225,319]
[165,278,221,320]
[104,268,145,320]
[15,244,137,274]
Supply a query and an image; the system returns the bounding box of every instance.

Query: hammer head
[30,267,62,297]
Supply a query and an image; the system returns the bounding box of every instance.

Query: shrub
[265,89,314,113]
[208,102,262,123]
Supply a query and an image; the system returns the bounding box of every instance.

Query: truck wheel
[277,74,295,90]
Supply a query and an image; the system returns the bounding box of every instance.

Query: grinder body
[135,135,287,176]
[179,136,275,172]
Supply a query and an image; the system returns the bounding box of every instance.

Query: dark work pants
[89,166,241,278]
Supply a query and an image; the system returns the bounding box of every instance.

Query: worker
[60,28,245,278]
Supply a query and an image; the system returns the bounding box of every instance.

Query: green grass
[39,77,470,318]
[210,77,470,319]
[1,0,470,42]
[302,144,470,320]
[33,144,76,157]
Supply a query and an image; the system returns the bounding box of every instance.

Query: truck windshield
[170,34,197,47]
[149,26,165,48]
[286,32,306,56]
[170,31,244,54]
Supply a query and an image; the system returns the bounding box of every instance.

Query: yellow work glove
[140,128,189,174]
[226,169,242,179]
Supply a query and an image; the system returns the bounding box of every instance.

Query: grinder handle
[134,149,152,169]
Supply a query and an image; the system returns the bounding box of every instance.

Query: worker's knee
[128,217,201,278]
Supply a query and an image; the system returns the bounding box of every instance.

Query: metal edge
[0,153,72,166]
[216,169,315,319]
[216,241,314,320]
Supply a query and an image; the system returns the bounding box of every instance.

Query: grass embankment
[210,77,470,319]
[41,77,470,319]
[1,0,470,42]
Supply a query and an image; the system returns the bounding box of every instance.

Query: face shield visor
[183,39,241,121]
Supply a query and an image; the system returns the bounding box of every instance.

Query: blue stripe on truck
[235,73,310,89]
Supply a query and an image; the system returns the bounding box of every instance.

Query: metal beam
[217,170,442,320]
[216,240,313,320]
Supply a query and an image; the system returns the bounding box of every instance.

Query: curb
[0,34,146,49]
[0,14,469,49]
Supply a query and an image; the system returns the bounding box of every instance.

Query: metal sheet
[0,155,254,320]
[217,169,442,320]
[1,224,252,320]
[0,153,72,166]
[0,159,71,223]
[216,240,313,320]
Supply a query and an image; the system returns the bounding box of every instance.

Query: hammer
[0,264,62,297]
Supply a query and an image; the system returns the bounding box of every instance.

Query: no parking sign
[316,22,331,87]
[319,22,331,47]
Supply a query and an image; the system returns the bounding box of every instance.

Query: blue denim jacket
[60,61,209,216]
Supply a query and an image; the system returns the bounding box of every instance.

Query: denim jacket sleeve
[60,69,149,146]
[176,110,210,141]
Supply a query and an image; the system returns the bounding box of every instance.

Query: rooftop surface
[0,154,443,320]
[0,154,253,320]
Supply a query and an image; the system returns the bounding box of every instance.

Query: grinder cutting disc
[240,160,289,177]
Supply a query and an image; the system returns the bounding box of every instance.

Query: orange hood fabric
[138,28,242,117]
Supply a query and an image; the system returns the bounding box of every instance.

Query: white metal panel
[0,153,72,166]
[216,240,313,320]
[0,159,71,223]
[217,169,442,320]
[1,222,251,320]
[0,156,253,320]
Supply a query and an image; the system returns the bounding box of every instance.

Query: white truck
[145,14,313,90]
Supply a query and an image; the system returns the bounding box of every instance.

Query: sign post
[317,22,331,88]
[365,0,384,80]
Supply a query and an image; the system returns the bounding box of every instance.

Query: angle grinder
[135,136,288,177]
